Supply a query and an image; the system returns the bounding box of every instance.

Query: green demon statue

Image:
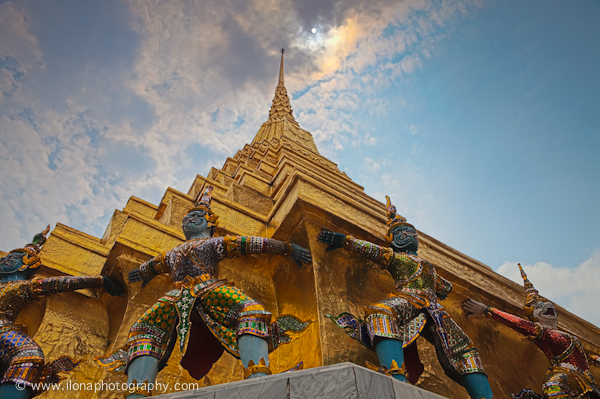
[97,186,312,398]
[0,226,124,398]
[318,196,493,399]
[463,264,600,399]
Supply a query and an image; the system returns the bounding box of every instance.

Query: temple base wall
[154,363,447,399]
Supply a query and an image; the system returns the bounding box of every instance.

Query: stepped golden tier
[4,52,600,399]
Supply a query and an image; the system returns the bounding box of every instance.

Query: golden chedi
[6,51,600,398]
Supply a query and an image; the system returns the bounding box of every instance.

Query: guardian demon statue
[318,196,493,399]
[0,226,123,398]
[463,264,600,399]
[97,186,312,398]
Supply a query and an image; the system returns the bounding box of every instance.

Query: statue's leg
[541,369,575,399]
[236,300,272,379]
[441,317,493,399]
[198,284,273,379]
[374,338,407,382]
[206,285,272,379]
[238,334,270,379]
[123,299,177,398]
[0,329,44,399]
[365,296,421,382]
[462,373,494,399]
[0,383,32,399]
[126,356,159,399]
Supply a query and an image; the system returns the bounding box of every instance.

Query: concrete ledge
[156,362,447,399]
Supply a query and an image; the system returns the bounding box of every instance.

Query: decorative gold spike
[389,359,409,380]
[243,357,272,379]
[127,379,152,397]
[205,213,220,227]
[365,360,409,380]
[365,361,381,372]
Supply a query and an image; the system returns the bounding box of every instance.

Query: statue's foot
[245,361,303,379]
[463,372,494,399]
[126,379,153,398]
[243,358,272,379]
[365,361,409,382]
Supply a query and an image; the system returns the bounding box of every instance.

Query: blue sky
[0,0,599,325]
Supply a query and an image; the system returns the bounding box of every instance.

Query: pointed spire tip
[278,48,285,86]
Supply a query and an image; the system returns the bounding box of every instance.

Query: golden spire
[279,48,285,86]
[252,49,320,154]
[266,48,297,124]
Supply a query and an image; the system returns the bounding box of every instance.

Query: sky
[0,0,599,325]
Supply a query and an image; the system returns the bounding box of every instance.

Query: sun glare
[291,17,362,80]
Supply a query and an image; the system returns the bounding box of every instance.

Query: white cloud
[400,55,423,74]
[118,0,482,173]
[497,250,600,327]
[363,157,381,172]
[0,3,44,107]
[290,0,481,159]
[352,133,378,148]
[0,68,19,99]
[0,3,44,71]
[365,134,377,145]
[368,162,432,222]
[0,0,483,252]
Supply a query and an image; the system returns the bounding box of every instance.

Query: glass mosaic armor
[97,235,309,379]
[0,276,103,393]
[329,236,486,381]
[487,307,600,399]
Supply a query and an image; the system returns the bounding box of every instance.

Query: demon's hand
[317,229,346,252]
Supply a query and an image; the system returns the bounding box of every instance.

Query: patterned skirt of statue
[0,325,81,395]
[328,289,485,384]
[512,363,600,399]
[96,274,311,379]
